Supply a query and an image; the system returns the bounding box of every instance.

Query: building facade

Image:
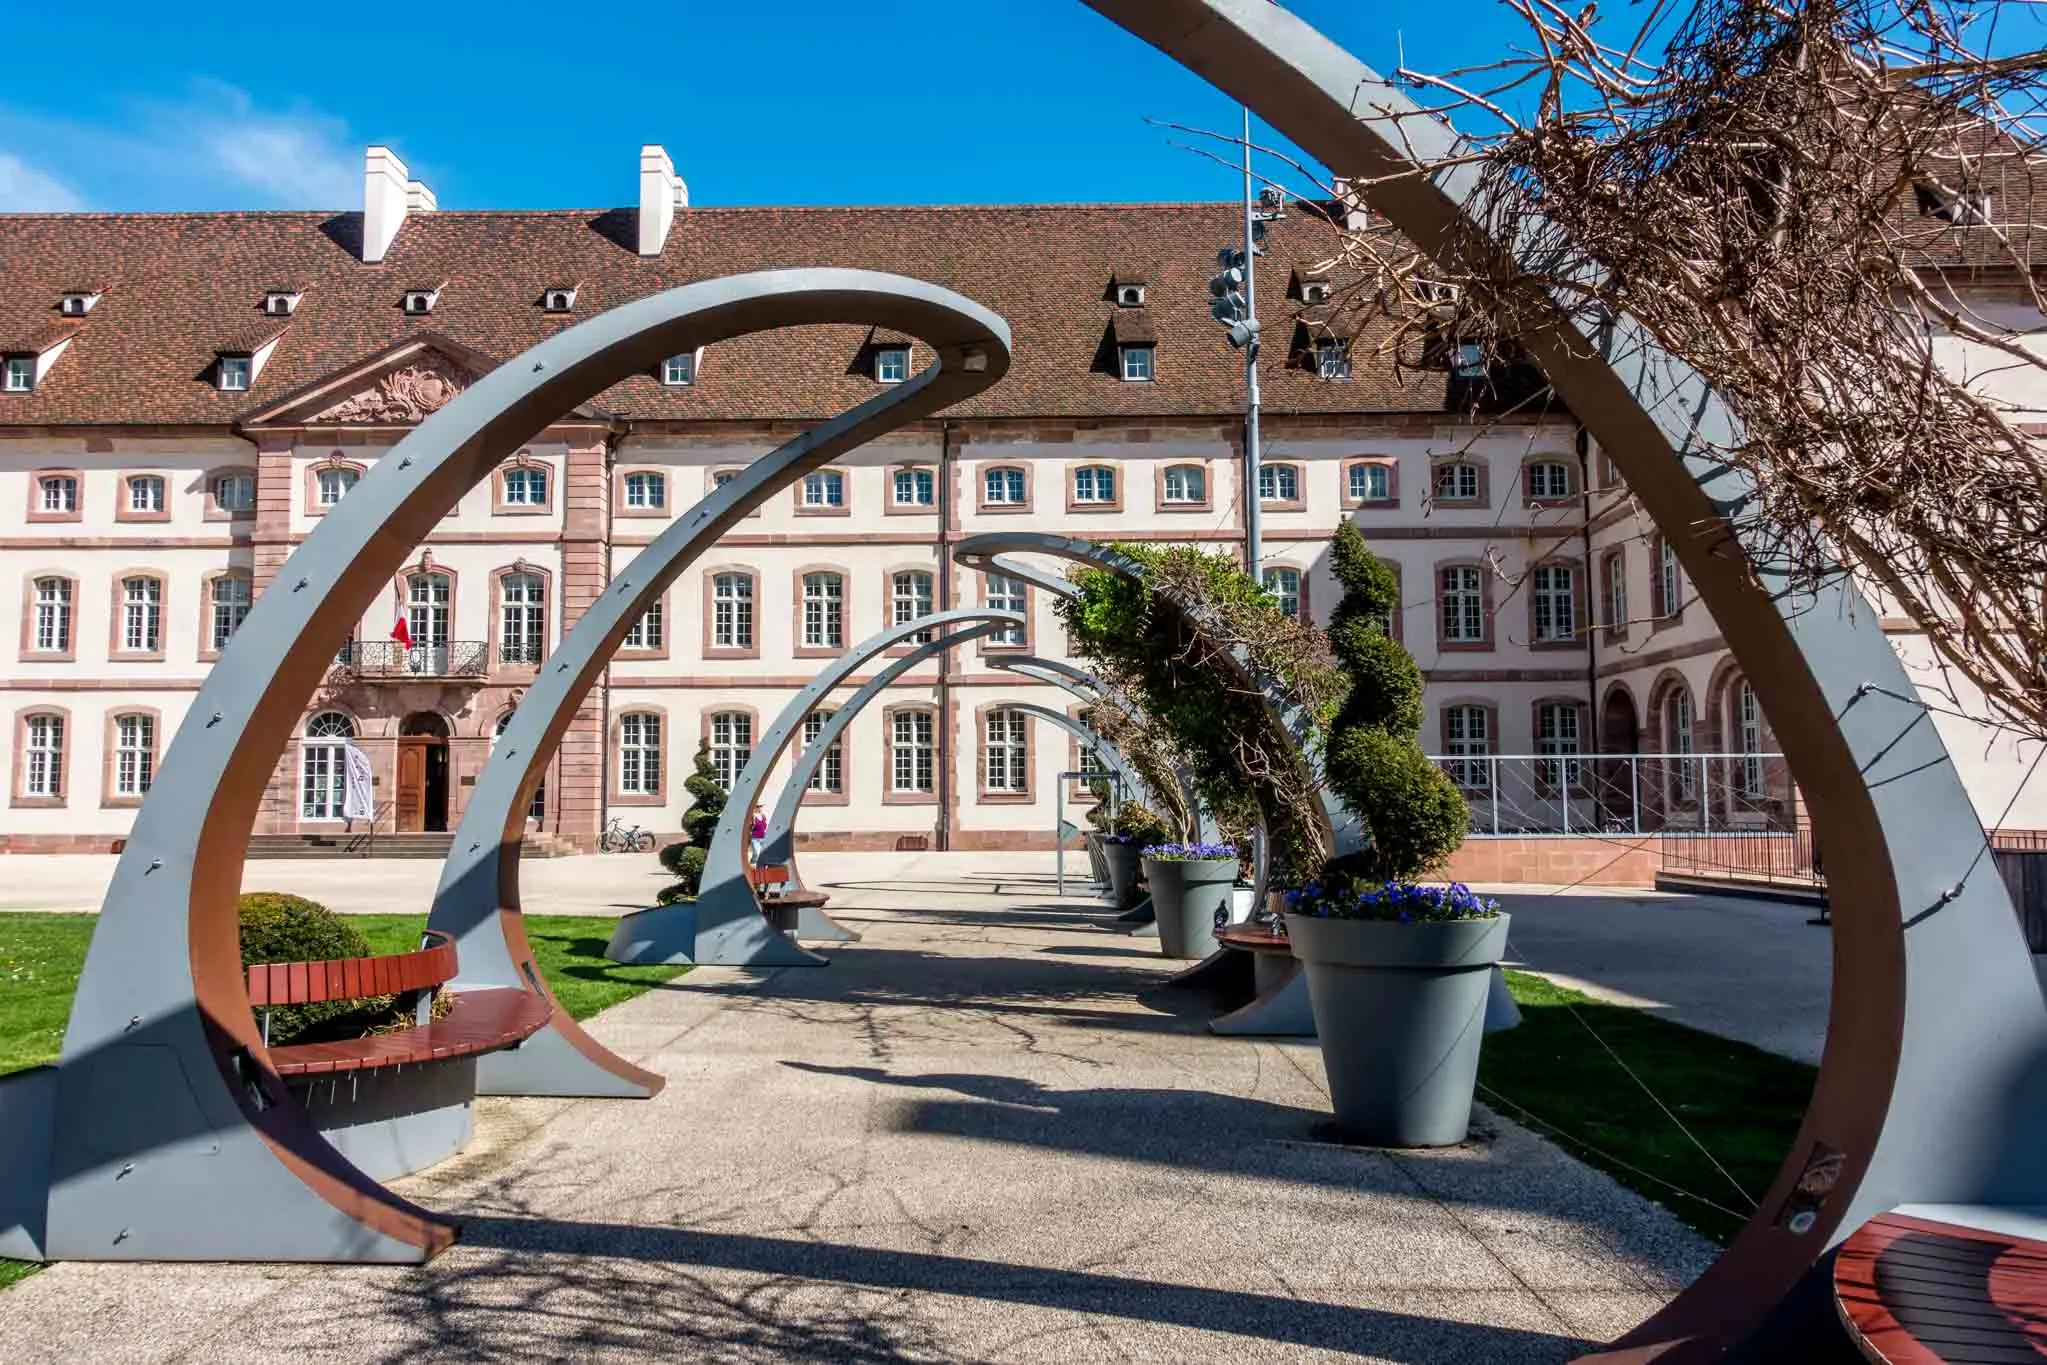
[0,143,2035,873]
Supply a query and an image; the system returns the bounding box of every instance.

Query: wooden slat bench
[749,863,831,913]
[247,929,552,1078]
[1835,1209,2047,1362]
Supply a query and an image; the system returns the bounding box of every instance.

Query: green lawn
[0,910,685,1292]
[1480,970,1817,1245]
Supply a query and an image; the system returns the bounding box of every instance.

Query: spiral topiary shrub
[238,892,397,1046]
[658,840,693,876]
[681,740,727,853]
[1323,522,1468,880]
[665,844,708,896]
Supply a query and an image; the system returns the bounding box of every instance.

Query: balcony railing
[1424,752,1796,838]
[333,640,488,680]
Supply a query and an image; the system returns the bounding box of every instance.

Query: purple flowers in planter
[1285,879,1500,923]
[1141,841,1240,861]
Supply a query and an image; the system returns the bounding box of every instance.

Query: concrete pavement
[0,860,1714,1362]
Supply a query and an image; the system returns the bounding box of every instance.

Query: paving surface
[0,858,1715,1363]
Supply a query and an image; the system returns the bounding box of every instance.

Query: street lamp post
[1208,106,1285,581]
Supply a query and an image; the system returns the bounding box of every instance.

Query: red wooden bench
[1834,1209,2047,1362]
[749,863,830,910]
[246,929,552,1078]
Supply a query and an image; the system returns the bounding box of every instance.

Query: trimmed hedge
[238,892,397,1046]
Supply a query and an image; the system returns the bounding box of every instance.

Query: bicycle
[600,817,656,853]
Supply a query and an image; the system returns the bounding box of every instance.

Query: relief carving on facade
[314,356,471,424]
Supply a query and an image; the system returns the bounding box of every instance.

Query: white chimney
[363,146,434,264]
[638,145,688,257]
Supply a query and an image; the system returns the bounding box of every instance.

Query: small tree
[1322,523,1469,880]
[656,740,728,898]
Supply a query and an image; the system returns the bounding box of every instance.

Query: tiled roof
[0,203,1444,427]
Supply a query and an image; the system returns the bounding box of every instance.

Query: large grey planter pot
[1285,912,1511,1147]
[1145,856,1239,960]
[1102,842,1143,908]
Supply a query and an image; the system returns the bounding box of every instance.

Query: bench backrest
[748,864,792,891]
[245,929,457,1007]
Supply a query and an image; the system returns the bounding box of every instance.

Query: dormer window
[1915,182,1994,225]
[1301,281,1332,305]
[58,292,100,317]
[1450,341,1487,379]
[401,289,439,316]
[661,352,697,386]
[262,291,300,317]
[1119,344,1155,383]
[875,346,910,384]
[217,354,252,393]
[2,356,33,393]
[542,287,577,313]
[1115,284,1146,307]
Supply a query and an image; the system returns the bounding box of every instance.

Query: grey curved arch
[760,620,1018,874]
[969,552,1084,602]
[604,606,1026,966]
[16,269,1009,1264]
[993,701,1148,808]
[1085,2,2047,1356]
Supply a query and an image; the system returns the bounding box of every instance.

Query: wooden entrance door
[395,738,429,832]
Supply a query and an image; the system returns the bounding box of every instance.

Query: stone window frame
[1260,563,1310,621]
[882,565,938,657]
[1600,548,1630,643]
[703,565,761,660]
[118,472,173,524]
[1066,461,1124,514]
[102,706,164,809]
[1521,455,1578,509]
[1434,559,1494,652]
[1526,558,1587,652]
[488,563,553,673]
[21,571,78,661]
[887,463,939,515]
[618,587,672,661]
[492,452,555,517]
[881,701,940,806]
[109,569,169,662]
[1157,461,1211,512]
[1652,534,1687,625]
[797,705,851,807]
[976,702,1035,804]
[702,705,760,793]
[27,468,82,524]
[1256,461,1306,511]
[977,463,1033,514]
[1530,697,1592,798]
[199,568,255,662]
[795,466,852,518]
[615,467,670,519]
[792,565,851,660]
[706,466,761,519]
[392,560,461,654]
[979,569,1033,655]
[1438,699,1499,794]
[305,456,367,517]
[13,705,72,808]
[611,706,668,807]
[204,466,259,522]
[1429,457,1489,509]
[1341,458,1400,509]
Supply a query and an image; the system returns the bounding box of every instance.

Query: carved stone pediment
[312,354,473,424]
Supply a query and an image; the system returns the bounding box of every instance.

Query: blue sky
[0,2,1540,213]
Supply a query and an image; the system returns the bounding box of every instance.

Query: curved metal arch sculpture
[1083,2,2047,1357]
[607,607,1026,965]
[9,270,1009,1265]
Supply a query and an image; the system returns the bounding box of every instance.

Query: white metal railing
[1422,752,1796,838]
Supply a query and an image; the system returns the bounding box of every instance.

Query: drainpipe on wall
[1575,423,1599,755]
[935,421,955,851]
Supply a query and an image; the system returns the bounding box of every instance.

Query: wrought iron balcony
[332,640,488,681]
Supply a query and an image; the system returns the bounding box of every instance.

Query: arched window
[801,469,846,510]
[1433,460,1482,504]
[501,463,549,508]
[1347,462,1393,504]
[1525,460,1572,502]
[984,708,1029,794]
[111,712,155,798]
[982,466,1026,506]
[125,474,167,516]
[499,571,546,665]
[210,573,253,651]
[36,473,78,516]
[891,708,936,793]
[29,576,72,654]
[1257,463,1300,503]
[1161,464,1205,505]
[21,712,64,799]
[1262,566,1302,619]
[617,712,662,797]
[405,571,452,672]
[892,569,935,643]
[494,712,545,820]
[986,573,1027,644]
[211,470,256,515]
[623,471,666,510]
[892,466,936,507]
[1072,465,1117,505]
[1664,688,1696,802]
[803,709,843,794]
[802,571,845,649]
[1734,679,1764,800]
[711,571,754,650]
[300,711,356,820]
[119,575,163,655]
[709,711,752,789]
[315,464,359,508]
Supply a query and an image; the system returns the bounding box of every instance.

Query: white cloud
[180,80,359,208]
[0,152,84,212]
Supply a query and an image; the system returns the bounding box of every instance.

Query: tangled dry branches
[1305,0,2047,736]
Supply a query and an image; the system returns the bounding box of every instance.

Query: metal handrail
[332,640,488,679]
